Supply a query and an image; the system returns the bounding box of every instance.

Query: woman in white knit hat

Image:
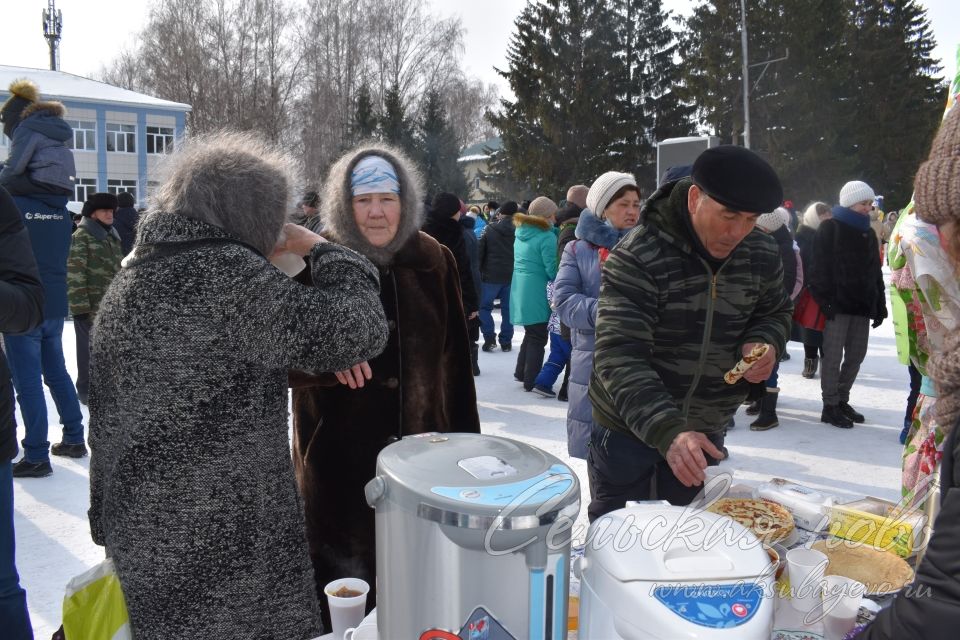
[807,181,887,428]
[553,171,641,457]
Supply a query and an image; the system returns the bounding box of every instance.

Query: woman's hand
[334,361,372,389]
[271,223,326,258]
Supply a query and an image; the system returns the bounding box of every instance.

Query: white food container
[576,504,775,639]
[757,478,834,532]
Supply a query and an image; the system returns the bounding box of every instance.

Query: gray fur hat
[149,130,298,256]
[320,142,424,265]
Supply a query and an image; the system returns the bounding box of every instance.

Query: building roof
[0,65,191,112]
[458,136,502,162]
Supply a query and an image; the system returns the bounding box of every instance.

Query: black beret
[81,192,119,217]
[691,145,783,214]
[498,201,519,216]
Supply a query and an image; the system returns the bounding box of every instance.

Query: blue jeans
[534,331,572,390]
[3,318,85,463]
[765,361,781,388]
[0,462,34,639]
[479,282,513,345]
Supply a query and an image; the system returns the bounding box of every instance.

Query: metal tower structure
[42,0,63,71]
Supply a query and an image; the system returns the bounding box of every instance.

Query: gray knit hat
[527,196,558,219]
[839,181,876,208]
[915,105,960,226]
[587,171,637,218]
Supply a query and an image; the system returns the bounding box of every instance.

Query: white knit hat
[587,171,637,218]
[756,206,790,232]
[839,181,876,208]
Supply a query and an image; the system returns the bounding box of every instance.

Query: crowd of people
[1,76,959,640]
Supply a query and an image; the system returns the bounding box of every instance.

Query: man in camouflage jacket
[67,192,122,406]
[587,147,793,520]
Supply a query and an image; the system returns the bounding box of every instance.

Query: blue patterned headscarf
[351,155,400,196]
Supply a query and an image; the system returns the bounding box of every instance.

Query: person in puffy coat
[510,196,559,390]
[555,172,640,458]
[0,79,75,197]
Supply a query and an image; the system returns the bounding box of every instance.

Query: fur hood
[21,100,67,120]
[512,211,553,231]
[320,143,424,266]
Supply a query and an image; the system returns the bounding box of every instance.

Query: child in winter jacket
[0,79,76,197]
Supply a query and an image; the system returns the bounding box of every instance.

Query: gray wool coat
[87,211,388,640]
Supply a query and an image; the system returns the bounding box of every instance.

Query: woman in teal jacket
[510,196,559,390]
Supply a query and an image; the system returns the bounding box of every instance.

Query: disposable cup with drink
[324,578,370,640]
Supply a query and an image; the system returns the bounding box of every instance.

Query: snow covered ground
[14,300,910,638]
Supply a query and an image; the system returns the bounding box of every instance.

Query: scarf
[831,205,872,232]
[929,331,960,434]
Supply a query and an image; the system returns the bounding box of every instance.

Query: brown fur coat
[290,144,480,623]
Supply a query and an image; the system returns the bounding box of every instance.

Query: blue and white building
[0,64,191,207]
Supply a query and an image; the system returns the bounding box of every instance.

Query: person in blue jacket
[0,79,75,197]
[1,79,85,478]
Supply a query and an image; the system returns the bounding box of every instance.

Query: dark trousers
[905,363,923,427]
[820,313,870,405]
[73,315,94,402]
[586,424,724,522]
[514,323,548,390]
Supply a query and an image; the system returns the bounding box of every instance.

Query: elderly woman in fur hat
[855,104,960,639]
[87,131,388,640]
[290,143,480,625]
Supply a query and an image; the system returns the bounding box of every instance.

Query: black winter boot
[482,339,497,353]
[821,404,854,428]
[802,356,819,379]
[838,402,865,423]
[750,388,780,431]
[470,343,480,376]
[745,400,761,416]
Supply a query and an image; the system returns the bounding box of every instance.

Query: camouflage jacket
[67,216,122,316]
[589,178,793,456]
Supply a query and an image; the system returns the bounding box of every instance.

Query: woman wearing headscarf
[796,202,831,378]
[87,131,389,639]
[856,103,960,640]
[554,172,640,458]
[291,144,480,625]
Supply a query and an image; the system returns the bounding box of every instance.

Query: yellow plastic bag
[62,558,132,640]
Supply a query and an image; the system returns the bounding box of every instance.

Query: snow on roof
[458,154,490,163]
[0,65,191,112]
[458,136,502,160]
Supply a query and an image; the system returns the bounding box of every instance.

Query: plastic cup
[822,575,865,640]
[343,625,378,640]
[786,548,828,613]
[324,578,369,640]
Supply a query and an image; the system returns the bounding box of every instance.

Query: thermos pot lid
[371,433,580,529]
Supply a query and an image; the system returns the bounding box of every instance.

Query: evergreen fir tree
[419,90,469,200]
[379,83,416,156]
[613,0,694,189]
[350,83,377,143]
[489,0,622,197]
[846,0,944,207]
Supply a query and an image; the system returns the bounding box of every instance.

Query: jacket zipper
[681,260,723,419]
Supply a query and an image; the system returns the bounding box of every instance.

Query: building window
[146,126,175,154]
[66,120,96,151]
[106,123,136,153]
[107,179,138,201]
[74,178,97,203]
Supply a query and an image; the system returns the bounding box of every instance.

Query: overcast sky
[2,0,957,101]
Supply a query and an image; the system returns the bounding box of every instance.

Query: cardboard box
[827,497,927,558]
